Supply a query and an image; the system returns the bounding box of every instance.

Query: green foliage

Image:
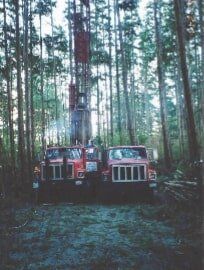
[0,0,202,170]
[34,0,56,16]
[119,0,138,11]
[45,56,65,74]
[43,27,68,55]
[91,50,110,65]
[139,12,156,63]
[138,133,148,145]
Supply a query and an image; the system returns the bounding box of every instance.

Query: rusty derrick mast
[69,0,91,146]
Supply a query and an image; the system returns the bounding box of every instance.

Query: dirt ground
[0,195,203,270]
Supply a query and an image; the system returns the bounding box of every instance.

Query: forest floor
[0,190,203,270]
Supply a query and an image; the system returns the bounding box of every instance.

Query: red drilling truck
[99,145,157,201]
[37,145,101,202]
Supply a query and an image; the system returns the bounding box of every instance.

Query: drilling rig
[69,0,91,146]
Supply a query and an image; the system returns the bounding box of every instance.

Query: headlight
[34,166,40,174]
[78,171,85,178]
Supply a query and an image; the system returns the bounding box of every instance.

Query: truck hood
[108,158,148,166]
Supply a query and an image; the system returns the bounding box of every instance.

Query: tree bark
[14,0,26,181]
[198,0,204,156]
[114,0,122,145]
[3,0,15,167]
[198,0,204,198]
[94,7,100,139]
[23,0,32,182]
[108,0,113,145]
[39,13,46,153]
[68,0,74,82]
[143,59,152,145]
[154,0,172,169]
[173,0,199,162]
[29,0,35,160]
[174,59,185,159]
[50,1,60,145]
[115,0,136,145]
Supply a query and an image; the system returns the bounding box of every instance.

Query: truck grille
[67,164,74,179]
[42,163,74,180]
[112,165,146,182]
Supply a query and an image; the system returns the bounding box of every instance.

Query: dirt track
[1,199,202,270]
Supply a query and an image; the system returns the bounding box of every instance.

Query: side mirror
[98,151,102,161]
[147,148,158,161]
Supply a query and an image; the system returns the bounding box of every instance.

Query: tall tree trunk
[198,0,204,155]
[50,1,60,145]
[108,0,113,145]
[143,59,152,145]
[130,73,138,142]
[104,65,110,146]
[39,14,46,153]
[115,0,136,145]
[198,0,204,194]
[29,0,35,160]
[174,59,185,159]
[173,0,199,161]
[68,0,73,81]
[67,0,73,144]
[96,61,100,138]
[94,7,100,139]
[154,0,172,169]
[114,0,122,145]
[23,0,32,181]
[3,0,15,167]
[14,0,26,181]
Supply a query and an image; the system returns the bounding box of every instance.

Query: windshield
[109,148,147,160]
[46,148,82,160]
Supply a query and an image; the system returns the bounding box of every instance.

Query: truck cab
[38,145,101,201]
[100,146,157,200]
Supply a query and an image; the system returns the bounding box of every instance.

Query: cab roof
[108,145,146,150]
[46,145,84,150]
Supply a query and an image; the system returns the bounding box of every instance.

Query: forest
[0,0,203,269]
[0,0,203,184]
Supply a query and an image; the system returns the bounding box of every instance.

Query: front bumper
[39,178,89,189]
[39,177,99,198]
[38,178,96,202]
[101,178,157,188]
[99,180,157,195]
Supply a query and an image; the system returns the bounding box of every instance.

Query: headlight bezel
[77,171,85,178]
